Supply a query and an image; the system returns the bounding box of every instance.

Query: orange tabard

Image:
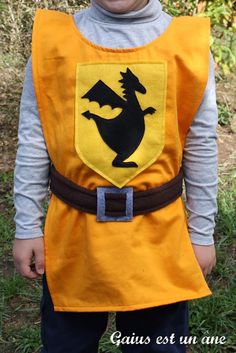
[32,9,212,312]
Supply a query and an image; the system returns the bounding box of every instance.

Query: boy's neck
[89,0,162,24]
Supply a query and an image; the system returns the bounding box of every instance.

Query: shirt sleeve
[14,56,51,239]
[183,52,218,246]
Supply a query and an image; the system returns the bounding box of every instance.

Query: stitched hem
[53,290,212,312]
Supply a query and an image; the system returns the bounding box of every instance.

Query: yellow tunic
[32,9,212,312]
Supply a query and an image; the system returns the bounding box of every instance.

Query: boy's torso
[26,2,212,311]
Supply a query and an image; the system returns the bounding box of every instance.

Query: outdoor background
[0,0,235,352]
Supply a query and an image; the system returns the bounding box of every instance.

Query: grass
[10,327,41,353]
[0,170,43,353]
[218,102,234,126]
[188,171,236,353]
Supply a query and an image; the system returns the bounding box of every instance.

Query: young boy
[13,0,218,352]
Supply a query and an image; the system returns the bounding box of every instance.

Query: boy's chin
[95,0,149,14]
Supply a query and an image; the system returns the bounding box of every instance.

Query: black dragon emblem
[82,68,156,168]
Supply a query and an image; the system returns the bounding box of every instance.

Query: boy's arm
[13,56,50,278]
[13,56,50,239]
[183,53,218,275]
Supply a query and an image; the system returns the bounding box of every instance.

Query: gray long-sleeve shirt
[14,0,218,245]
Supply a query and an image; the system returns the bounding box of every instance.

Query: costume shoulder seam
[176,15,210,23]
[35,8,69,19]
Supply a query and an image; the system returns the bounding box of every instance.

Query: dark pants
[40,274,189,353]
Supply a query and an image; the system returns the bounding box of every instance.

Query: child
[13,0,218,352]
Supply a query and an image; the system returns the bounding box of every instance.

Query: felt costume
[32,9,212,312]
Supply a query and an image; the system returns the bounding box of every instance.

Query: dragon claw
[143,107,156,116]
[82,110,91,119]
[148,107,156,115]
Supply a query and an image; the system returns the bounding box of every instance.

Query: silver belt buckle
[97,186,133,222]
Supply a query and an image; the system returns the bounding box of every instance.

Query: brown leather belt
[49,165,183,222]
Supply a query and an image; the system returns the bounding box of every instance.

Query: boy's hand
[192,244,216,277]
[12,237,45,279]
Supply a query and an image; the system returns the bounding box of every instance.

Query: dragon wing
[82,80,125,109]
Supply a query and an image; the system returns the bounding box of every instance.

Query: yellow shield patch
[75,62,167,188]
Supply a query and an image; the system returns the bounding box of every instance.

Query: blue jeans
[40,274,189,353]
